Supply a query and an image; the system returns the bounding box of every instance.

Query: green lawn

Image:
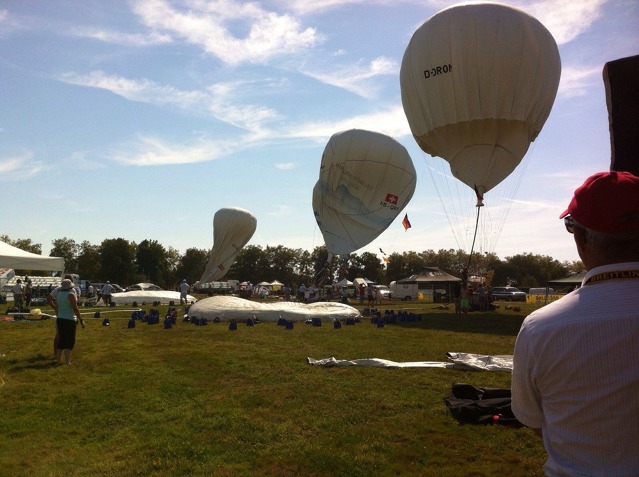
[0,300,546,477]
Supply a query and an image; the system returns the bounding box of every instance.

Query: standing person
[459,286,471,313]
[366,284,374,307]
[298,283,306,302]
[307,285,315,303]
[476,284,486,311]
[48,279,85,365]
[100,281,114,306]
[375,286,383,305]
[11,278,24,310]
[179,279,190,305]
[246,282,254,299]
[49,274,79,354]
[511,171,639,476]
[24,278,33,308]
[453,281,462,314]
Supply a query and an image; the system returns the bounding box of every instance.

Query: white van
[528,287,556,295]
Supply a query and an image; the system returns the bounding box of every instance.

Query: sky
[1,0,637,266]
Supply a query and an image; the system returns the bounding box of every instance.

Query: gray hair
[582,227,639,262]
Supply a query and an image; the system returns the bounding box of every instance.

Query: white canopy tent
[0,241,64,272]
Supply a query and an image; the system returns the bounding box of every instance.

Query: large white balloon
[200,207,257,283]
[312,129,417,258]
[400,2,561,196]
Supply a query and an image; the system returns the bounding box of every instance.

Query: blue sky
[1,0,637,265]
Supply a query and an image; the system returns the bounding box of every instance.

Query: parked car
[373,285,390,299]
[126,282,163,292]
[490,286,526,302]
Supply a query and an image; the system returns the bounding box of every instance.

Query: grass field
[0,299,546,477]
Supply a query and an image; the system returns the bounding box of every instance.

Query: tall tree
[310,246,332,286]
[136,239,168,285]
[50,237,79,272]
[99,238,136,285]
[76,241,101,279]
[227,245,265,283]
[501,253,569,288]
[264,245,300,288]
[0,235,42,254]
[175,248,209,286]
[295,249,313,287]
[348,251,385,282]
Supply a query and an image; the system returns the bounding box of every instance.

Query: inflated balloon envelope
[200,207,257,283]
[312,129,417,259]
[400,2,561,199]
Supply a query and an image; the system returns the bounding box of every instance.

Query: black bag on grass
[445,383,522,427]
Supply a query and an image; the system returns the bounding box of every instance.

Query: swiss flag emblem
[385,193,398,205]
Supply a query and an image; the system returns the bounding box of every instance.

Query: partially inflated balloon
[312,129,416,258]
[200,207,257,283]
[400,2,561,196]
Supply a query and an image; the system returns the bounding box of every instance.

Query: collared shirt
[512,261,639,476]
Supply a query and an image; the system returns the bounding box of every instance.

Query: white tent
[0,241,64,272]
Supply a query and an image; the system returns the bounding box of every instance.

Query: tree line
[1,235,583,290]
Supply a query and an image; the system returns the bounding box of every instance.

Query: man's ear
[573,226,589,262]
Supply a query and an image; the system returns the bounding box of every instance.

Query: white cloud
[266,204,295,218]
[0,152,47,182]
[558,65,601,98]
[274,162,298,170]
[109,134,236,166]
[71,26,173,46]
[284,105,411,141]
[102,104,412,167]
[131,0,321,65]
[57,71,280,132]
[68,151,106,170]
[0,8,23,37]
[205,82,281,131]
[514,0,607,45]
[58,70,204,106]
[282,0,417,16]
[301,56,397,98]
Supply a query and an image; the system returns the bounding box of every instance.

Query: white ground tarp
[111,290,197,306]
[307,352,513,372]
[187,295,361,322]
[0,241,64,272]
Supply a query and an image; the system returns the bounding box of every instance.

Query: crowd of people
[452,282,493,314]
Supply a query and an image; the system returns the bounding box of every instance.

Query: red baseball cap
[559,171,639,233]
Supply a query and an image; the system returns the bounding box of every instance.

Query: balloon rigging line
[467,204,482,270]
[425,160,464,252]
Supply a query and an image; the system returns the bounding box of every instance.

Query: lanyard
[583,270,639,286]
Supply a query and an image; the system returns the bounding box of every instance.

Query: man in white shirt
[512,171,639,476]
[11,279,24,309]
[179,279,190,305]
[100,281,114,306]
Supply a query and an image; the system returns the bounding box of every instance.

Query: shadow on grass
[388,312,525,336]
[6,353,58,372]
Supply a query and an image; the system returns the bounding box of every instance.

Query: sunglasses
[564,216,576,234]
